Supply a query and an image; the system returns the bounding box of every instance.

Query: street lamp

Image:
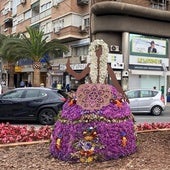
[162,63,167,105]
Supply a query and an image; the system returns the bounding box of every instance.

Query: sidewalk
[166,102,170,106]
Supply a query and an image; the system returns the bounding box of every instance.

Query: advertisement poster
[130,34,168,57]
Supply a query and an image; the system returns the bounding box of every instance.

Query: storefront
[60,63,87,91]
[49,64,64,88]
[128,34,169,91]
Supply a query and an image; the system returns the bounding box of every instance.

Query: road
[2,104,170,128]
[134,103,170,124]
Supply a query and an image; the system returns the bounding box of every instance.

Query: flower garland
[87,39,109,84]
[57,113,134,124]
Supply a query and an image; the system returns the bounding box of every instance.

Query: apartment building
[0,0,90,89]
[90,0,170,94]
[1,0,170,93]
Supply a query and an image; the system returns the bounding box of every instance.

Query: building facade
[90,0,170,96]
[0,0,170,94]
[0,0,90,89]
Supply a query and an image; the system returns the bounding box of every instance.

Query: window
[140,90,152,98]
[84,18,90,27]
[41,22,52,34]
[17,14,24,23]
[53,18,64,32]
[126,90,140,99]
[13,17,17,26]
[24,10,31,20]
[25,89,40,98]
[74,45,89,56]
[53,0,63,6]
[151,0,167,10]
[40,2,52,12]
[2,90,24,99]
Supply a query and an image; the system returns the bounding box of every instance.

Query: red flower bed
[137,122,170,131]
[0,122,170,144]
[0,123,52,144]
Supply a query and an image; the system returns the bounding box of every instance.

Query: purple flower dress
[50,84,137,163]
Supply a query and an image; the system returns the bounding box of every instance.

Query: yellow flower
[86,156,94,163]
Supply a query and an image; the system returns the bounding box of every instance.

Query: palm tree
[0,33,21,88]
[1,27,68,87]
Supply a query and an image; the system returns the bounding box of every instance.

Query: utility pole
[162,62,167,105]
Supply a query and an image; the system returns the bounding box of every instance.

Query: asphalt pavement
[134,102,170,124]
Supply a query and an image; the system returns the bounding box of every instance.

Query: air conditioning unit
[122,71,129,77]
[112,62,124,69]
[80,55,87,62]
[110,45,119,52]
[79,25,89,33]
[53,27,61,34]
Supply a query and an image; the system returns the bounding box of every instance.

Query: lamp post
[162,63,167,105]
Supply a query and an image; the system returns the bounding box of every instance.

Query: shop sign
[129,55,169,67]
[137,57,161,64]
[15,66,22,72]
[60,64,87,71]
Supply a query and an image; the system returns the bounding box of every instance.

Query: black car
[0,87,66,125]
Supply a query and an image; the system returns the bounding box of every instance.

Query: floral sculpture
[50,39,137,162]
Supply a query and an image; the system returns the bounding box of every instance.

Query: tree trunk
[33,62,41,87]
[8,64,15,89]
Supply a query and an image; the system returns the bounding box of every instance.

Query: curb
[0,140,49,148]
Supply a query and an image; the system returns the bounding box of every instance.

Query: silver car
[125,89,165,116]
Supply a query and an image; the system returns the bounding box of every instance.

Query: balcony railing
[31,0,39,4]
[12,26,17,34]
[31,8,51,24]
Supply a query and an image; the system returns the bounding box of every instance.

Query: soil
[0,131,170,170]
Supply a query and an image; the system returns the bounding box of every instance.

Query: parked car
[125,89,165,116]
[51,88,69,99]
[0,87,66,125]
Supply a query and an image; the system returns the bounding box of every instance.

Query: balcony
[31,0,39,4]
[31,8,52,24]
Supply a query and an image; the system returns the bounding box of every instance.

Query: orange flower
[115,100,122,108]
[68,99,74,106]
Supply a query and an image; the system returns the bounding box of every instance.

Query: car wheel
[151,106,162,116]
[38,108,56,125]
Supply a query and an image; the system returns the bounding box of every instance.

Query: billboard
[130,34,168,57]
